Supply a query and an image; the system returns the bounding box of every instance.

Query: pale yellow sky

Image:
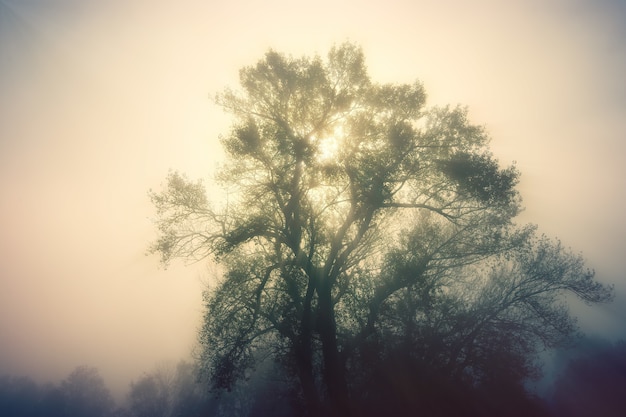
[1,0,625,396]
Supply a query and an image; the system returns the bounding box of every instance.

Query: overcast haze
[1,0,625,397]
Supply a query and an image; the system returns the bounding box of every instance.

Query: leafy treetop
[149,43,613,417]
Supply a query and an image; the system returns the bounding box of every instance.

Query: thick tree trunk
[294,341,320,416]
[295,298,321,416]
[317,284,351,417]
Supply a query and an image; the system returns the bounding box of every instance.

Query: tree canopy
[149,42,613,417]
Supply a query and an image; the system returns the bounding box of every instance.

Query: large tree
[149,43,612,416]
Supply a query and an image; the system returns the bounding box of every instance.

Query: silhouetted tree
[61,366,115,417]
[149,42,613,416]
[168,361,214,417]
[128,360,213,417]
[207,356,296,417]
[128,374,168,417]
[0,375,42,417]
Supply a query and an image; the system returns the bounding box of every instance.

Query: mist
[1,0,625,408]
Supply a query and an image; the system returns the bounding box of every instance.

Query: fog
[1,0,625,400]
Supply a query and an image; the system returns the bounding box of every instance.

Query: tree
[128,374,169,417]
[61,366,115,417]
[149,43,613,416]
[128,360,212,417]
[0,375,42,417]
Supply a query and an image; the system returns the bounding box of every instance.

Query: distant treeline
[1,338,624,417]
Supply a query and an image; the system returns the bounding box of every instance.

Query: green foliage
[149,42,613,416]
[440,151,520,205]
[148,171,214,265]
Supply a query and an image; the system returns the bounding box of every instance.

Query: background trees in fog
[127,361,210,417]
[1,338,624,416]
[0,366,113,417]
[0,361,211,417]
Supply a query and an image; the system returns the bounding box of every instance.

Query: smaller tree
[0,375,42,417]
[61,366,115,417]
[128,374,169,417]
[169,361,213,417]
[128,360,212,417]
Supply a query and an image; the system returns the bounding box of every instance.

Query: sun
[315,125,344,162]
[317,136,339,161]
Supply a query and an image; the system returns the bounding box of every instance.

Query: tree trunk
[294,342,320,416]
[317,284,351,417]
[295,297,321,416]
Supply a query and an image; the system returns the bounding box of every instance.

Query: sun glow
[315,125,344,162]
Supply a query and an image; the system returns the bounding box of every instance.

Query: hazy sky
[1,0,625,397]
